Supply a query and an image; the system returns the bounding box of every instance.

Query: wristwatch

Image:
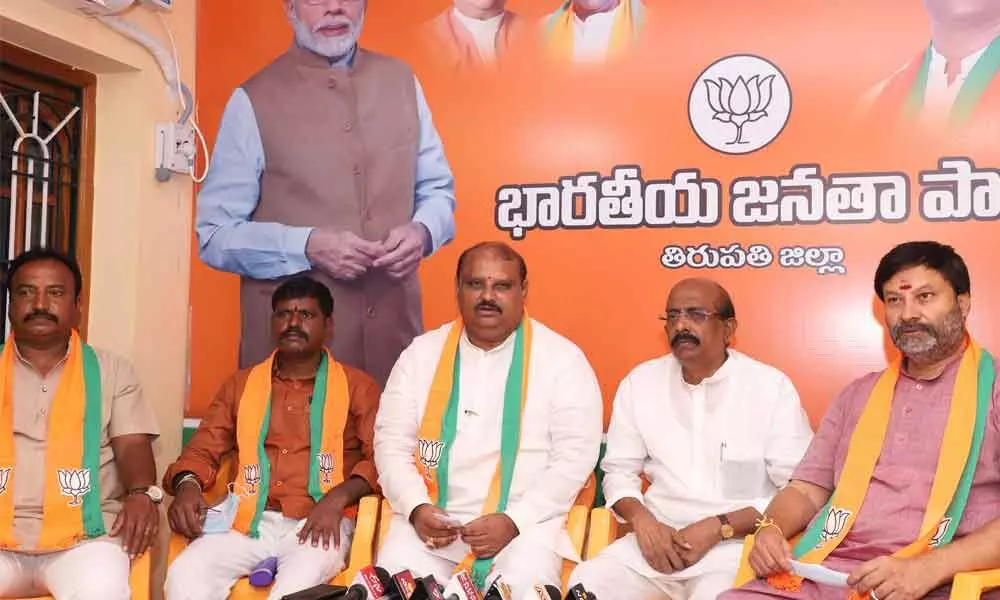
[717,513,735,540]
[128,485,164,505]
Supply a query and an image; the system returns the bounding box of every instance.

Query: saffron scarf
[0,331,105,550]
[232,350,350,538]
[415,318,532,588]
[768,340,994,598]
[543,0,644,62]
[868,35,1000,129]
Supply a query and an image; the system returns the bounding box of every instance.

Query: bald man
[569,279,814,600]
[859,0,1000,133]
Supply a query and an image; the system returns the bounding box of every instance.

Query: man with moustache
[423,1,530,72]
[374,242,603,597]
[860,0,1000,133]
[569,278,813,600]
[164,276,380,600]
[0,249,160,600]
[542,0,646,65]
[723,241,1000,600]
[197,0,456,388]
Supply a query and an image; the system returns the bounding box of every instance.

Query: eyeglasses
[658,308,724,325]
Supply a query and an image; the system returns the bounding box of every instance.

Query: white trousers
[0,539,130,600]
[569,533,736,600]
[376,514,563,600]
[165,511,355,600]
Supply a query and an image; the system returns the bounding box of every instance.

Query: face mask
[202,483,246,535]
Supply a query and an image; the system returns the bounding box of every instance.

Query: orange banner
[190,0,1000,426]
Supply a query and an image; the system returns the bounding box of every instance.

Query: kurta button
[281,449,288,455]
[366,306,376,318]
[275,480,283,487]
[352,164,362,175]
[327,76,337,89]
[344,121,353,132]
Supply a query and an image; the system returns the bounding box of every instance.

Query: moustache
[312,15,353,33]
[25,311,57,323]
[670,331,700,348]
[280,328,308,340]
[474,301,502,314]
[892,322,934,337]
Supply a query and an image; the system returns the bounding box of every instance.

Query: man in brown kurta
[164,276,381,600]
[195,0,456,387]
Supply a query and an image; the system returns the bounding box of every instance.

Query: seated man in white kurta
[570,278,814,600]
[374,242,603,598]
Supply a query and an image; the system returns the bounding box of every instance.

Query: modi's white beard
[291,9,365,59]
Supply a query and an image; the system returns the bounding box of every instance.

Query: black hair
[271,276,334,317]
[455,241,528,285]
[6,248,83,300]
[874,241,970,300]
[717,287,736,320]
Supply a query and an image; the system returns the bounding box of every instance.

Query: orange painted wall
[190,0,1000,426]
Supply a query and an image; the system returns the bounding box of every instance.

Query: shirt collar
[460,327,518,357]
[452,7,505,34]
[13,339,71,374]
[573,2,621,26]
[929,43,989,81]
[678,350,738,388]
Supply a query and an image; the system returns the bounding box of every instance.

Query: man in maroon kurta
[722,241,1000,600]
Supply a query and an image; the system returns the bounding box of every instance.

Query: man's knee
[60,576,130,600]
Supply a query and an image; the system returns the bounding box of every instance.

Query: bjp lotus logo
[418,439,445,472]
[57,468,91,506]
[243,464,261,494]
[0,467,11,496]
[931,517,952,547]
[689,54,792,155]
[819,507,852,545]
[704,74,775,145]
[317,452,335,484]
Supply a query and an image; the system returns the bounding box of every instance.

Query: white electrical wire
[94,11,211,183]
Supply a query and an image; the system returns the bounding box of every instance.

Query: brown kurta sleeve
[343,365,382,494]
[163,370,248,494]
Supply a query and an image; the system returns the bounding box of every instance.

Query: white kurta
[452,8,504,63]
[374,318,603,566]
[571,5,621,64]
[576,350,813,599]
[920,44,989,129]
[857,42,990,129]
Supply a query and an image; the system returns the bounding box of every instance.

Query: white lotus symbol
[704,74,775,145]
[317,452,335,484]
[243,464,261,494]
[931,517,952,547]
[820,507,851,543]
[417,439,445,472]
[0,467,11,496]
[57,468,91,507]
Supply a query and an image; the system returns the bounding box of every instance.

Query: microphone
[520,585,561,600]
[391,569,418,599]
[441,570,483,600]
[563,584,590,600]
[482,571,512,600]
[345,564,391,599]
[409,575,445,600]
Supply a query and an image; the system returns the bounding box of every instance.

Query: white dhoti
[0,539,131,600]
[570,533,740,600]
[165,510,354,600]
[376,514,564,599]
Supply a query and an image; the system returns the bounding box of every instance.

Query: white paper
[789,560,850,588]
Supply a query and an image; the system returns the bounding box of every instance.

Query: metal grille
[0,55,84,339]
